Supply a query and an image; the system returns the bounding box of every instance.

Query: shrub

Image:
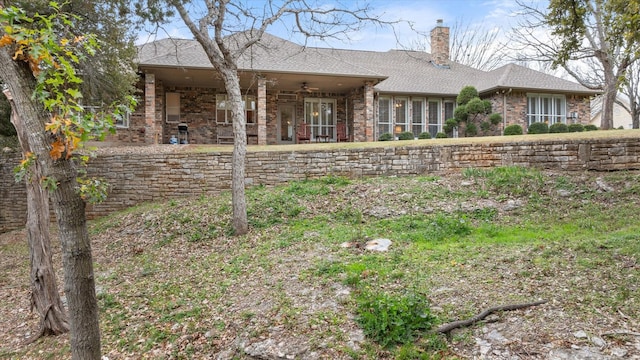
[482,100,492,113]
[457,86,479,105]
[465,123,478,136]
[585,124,598,131]
[444,118,458,133]
[355,289,436,347]
[465,98,486,115]
[378,132,392,141]
[435,132,447,138]
[504,124,523,135]
[480,121,491,132]
[527,122,548,134]
[489,113,502,125]
[398,131,414,140]
[453,106,468,122]
[549,123,568,133]
[567,123,584,132]
[418,132,431,139]
[618,125,625,129]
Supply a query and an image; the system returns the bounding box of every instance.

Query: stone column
[363,81,375,142]
[144,73,158,144]
[257,77,267,145]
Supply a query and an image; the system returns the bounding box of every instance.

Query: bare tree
[410,18,507,70]
[509,0,640,129]
[157,0,392,235]
[620,61,640,128]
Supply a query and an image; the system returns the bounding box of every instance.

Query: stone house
[111,21,598,145]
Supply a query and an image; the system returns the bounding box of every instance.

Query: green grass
[3,169,640,359]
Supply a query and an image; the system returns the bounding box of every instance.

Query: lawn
[1,166,639,359]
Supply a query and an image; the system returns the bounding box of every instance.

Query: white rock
[573,330,588,339]
[364,238,392,251]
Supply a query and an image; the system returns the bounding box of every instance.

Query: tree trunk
[3,89,70,339]
[0,44,102,360]
[219,67,249,235]
[600,82,616,130]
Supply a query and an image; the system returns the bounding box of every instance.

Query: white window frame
[411,98,426,138]
[378,96,392,138]
[114,110,130,128]
[527,93,566,125]
[216,94,256,124]
[166,92,180,123]
[393,97,409,137]
[304,98,336,139]
[83,105,130,128]
[428,99,442,138]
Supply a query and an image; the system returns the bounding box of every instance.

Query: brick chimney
[430,19,450,66]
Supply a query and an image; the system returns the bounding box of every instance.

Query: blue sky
[141,0,543,52]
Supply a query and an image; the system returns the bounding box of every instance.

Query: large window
[304,98,335,139]
[428,100,441,138]
[527,94,566,125]
[216,94,256,124]
[394,98,408,136]
[444,101,455,122]
[412,98,425,137]
[378,97,391,137]
[166,92,180,123]
[83,105,130,128]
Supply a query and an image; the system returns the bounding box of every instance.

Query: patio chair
[296,122,311,143]
[336,122,349,142]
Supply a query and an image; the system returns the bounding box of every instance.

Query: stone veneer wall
[2,136,640,232]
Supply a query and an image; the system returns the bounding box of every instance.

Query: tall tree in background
[411,18,507,71]
[511,0,640,129]
[620,61,640,128]
[147,0,392,235]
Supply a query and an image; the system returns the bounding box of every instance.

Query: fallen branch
[436,300,548,335]
[602,330,640,337]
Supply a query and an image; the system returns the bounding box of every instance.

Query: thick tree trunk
[219,67,249,235]
[4,90,69,339]
[600,82,616,130]
[0,45,101,359]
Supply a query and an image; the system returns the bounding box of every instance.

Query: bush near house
[435,132,448,138]
[585,124,598,131]
[379,133,393,141]
[528,122,549,134]
[504,124,523,135]
[453,86,502,137]
[567,123,585,132]
[398,131,414,140]
[418,132,431,139]
[549,123,569,133]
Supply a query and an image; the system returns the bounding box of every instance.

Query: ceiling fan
[296,82,319,93]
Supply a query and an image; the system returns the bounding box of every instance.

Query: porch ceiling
[140,66,379,94]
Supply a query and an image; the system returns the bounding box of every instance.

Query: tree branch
[436,300,548,335]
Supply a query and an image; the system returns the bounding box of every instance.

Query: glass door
[304,98,336,141]
[277,104,295,144]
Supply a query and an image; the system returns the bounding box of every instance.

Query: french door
[277,104,295,144]
[305,98,336,140]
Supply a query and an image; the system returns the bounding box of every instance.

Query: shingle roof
[137,33,597,95]
[477,64,596,94]
[137,33,384,78]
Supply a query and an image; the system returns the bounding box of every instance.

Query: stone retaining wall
[2,136,640,232]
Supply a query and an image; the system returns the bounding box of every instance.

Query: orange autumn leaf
[50,139,65,160]
[12,47,23,60]
[0,34,13,47]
